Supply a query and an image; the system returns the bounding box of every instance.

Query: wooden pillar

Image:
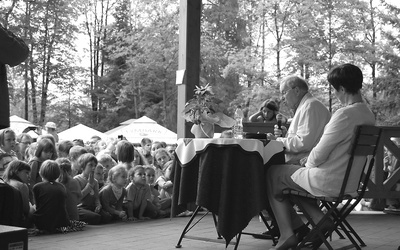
[177,0,201,139]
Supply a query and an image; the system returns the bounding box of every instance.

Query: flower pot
[191,122,215,138]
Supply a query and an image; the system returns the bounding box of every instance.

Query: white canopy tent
[106,116,177,144]
[58,124,108,143]
[9,115,38,136]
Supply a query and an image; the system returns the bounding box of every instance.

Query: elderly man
[256,76,331,240]
[267,76,331,164]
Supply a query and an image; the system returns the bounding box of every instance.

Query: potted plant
[182,83,235,138]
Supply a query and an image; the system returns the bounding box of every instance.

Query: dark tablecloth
[171,138,285,245]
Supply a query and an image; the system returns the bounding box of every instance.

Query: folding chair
[283,125,382,250]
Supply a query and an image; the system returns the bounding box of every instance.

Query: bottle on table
[234,106,244,139]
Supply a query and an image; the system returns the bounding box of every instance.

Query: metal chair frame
[283,125,382,250]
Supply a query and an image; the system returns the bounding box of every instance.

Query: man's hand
[274,125,287,138]
[300,157,308,167]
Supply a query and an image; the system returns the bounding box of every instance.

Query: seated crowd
[0,130,180,234]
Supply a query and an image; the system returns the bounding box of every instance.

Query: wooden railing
[365,126,400,199]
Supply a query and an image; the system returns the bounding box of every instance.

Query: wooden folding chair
[283,125,382,250]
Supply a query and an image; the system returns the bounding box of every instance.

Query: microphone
[276,113,283,129]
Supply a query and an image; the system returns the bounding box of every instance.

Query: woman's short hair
[116,140,134,163]
[35,138,56,158]
[39,160,60,182]
[327,63,363,95]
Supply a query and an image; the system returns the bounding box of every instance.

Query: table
[171,138,285,246]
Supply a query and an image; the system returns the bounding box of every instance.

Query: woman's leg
[266,164,305,248]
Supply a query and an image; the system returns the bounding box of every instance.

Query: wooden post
[177,0,201,139]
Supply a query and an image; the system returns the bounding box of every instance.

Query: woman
[266,63,375,250]
[249,99,279,122]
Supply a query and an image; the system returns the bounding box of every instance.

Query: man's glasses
[281,86,297,96]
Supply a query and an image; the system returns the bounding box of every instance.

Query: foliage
[2,0,400,134]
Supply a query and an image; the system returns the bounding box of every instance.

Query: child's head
[116,140,134,164]
[37,134,56,147]
[57,140,74,158]
[35,138,56,161]
[0,128,16,153]
[68,145,88,162]
[140,138,152,154]
[133,148,148,166]
[94,164,105,184]
[128,165,146,186]
[107,164,128,188]
[144,166,156,185]
[56,158,72,184]
[16,133,32,158]
[95,140,107,153]
[96,153,117,179]
[2,160,30,183]
[166,144,177,155]
[39,160,60,182]
[77,153,98,176]
[151,141,163,156]
[154,148,172,169]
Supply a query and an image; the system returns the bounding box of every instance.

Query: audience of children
[99,165,128,223]
[1,129,185,235]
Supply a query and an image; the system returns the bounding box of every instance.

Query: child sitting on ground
[56,158,82,221]
[125,166,154,221]
[3,160,35,226]
[153,148,174,198]
[99,165,128,223]
[73,153,102,225]
[28,138,56,189]
[32,160,70,233]
[145,166,169,217]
